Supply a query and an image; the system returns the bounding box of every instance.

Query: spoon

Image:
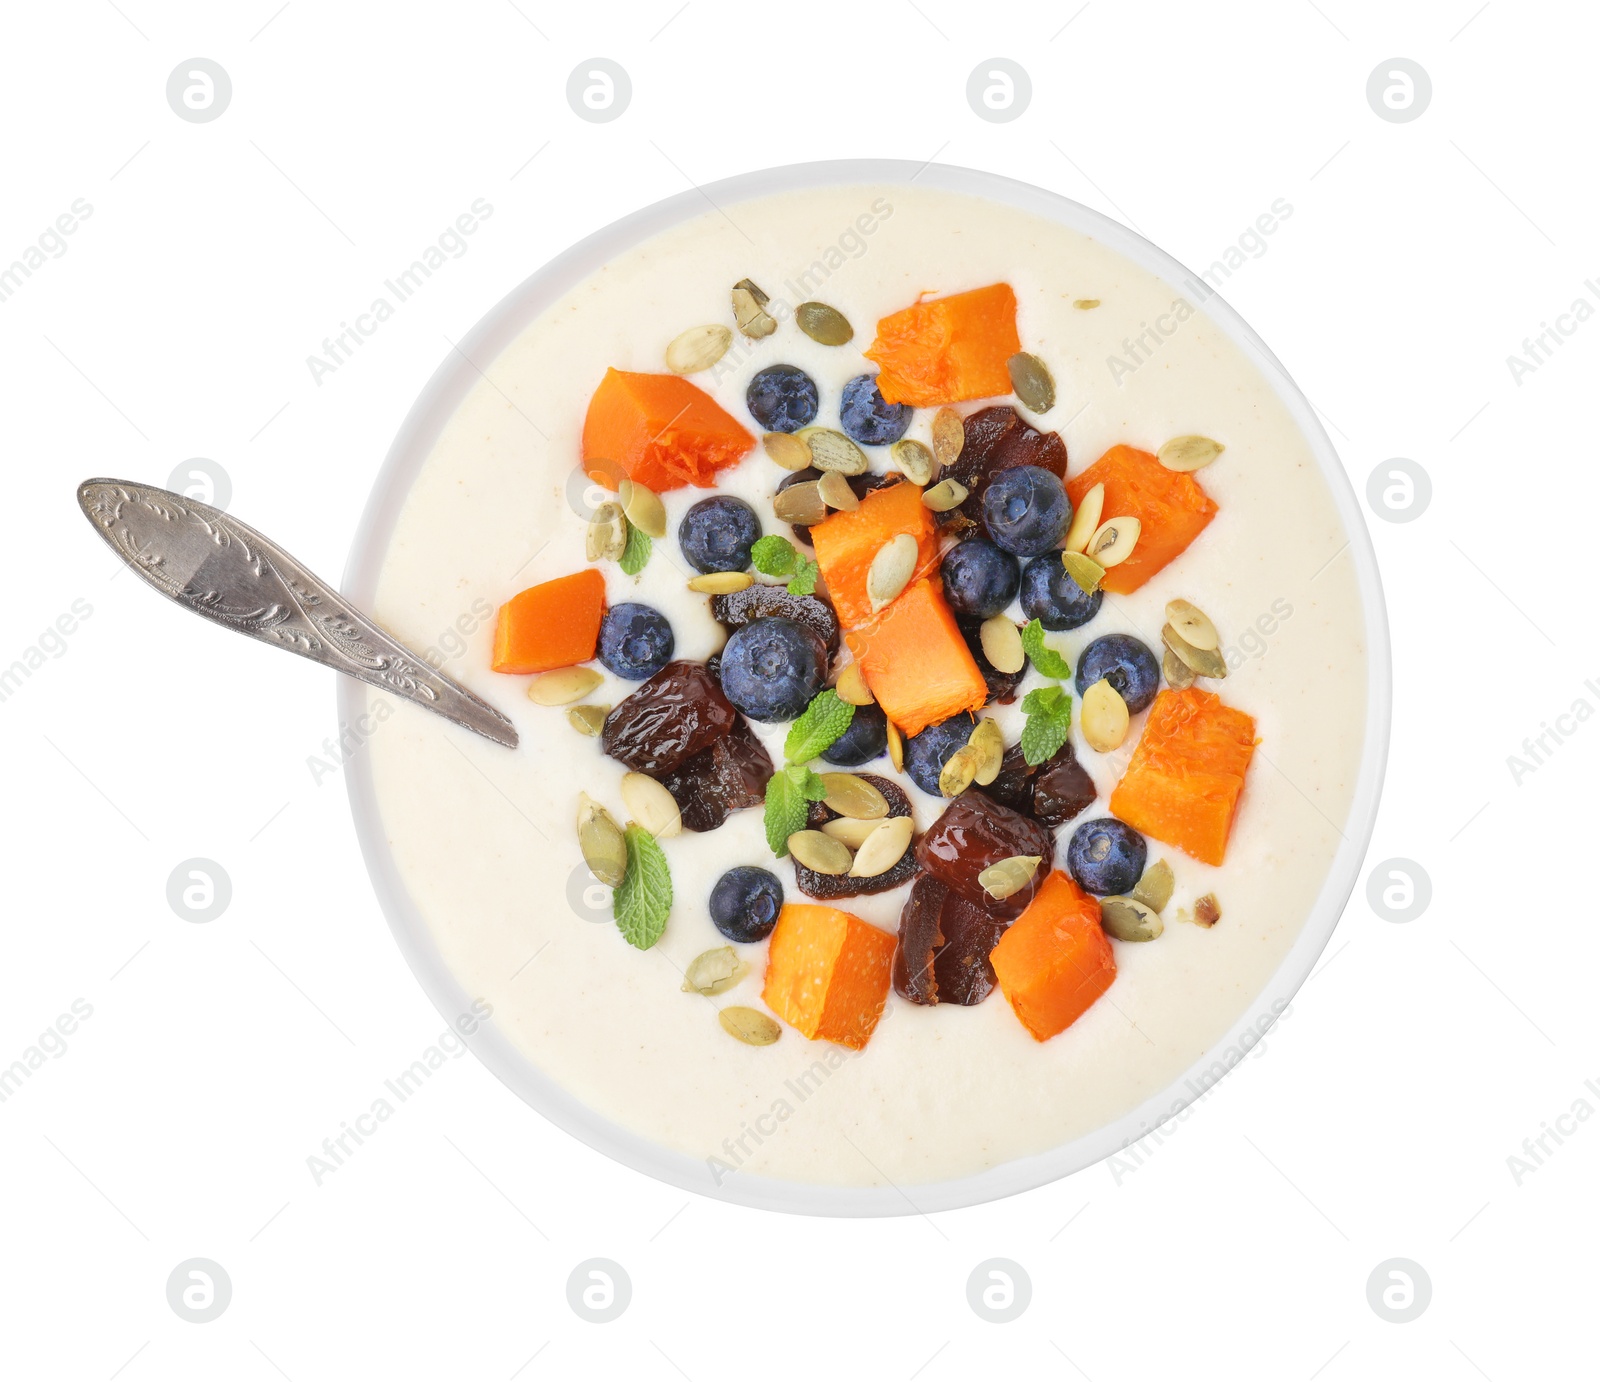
[77,478,518,749]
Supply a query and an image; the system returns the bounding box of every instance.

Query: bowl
[339,158,1391,1215]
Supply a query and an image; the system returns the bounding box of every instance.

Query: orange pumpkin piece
[863,283,1021,407]
[991,870,1117,1042]
[1110,687,1257,866]
[844,578,988,738]
[581,367,755,492]
[490,568,606,675]
[762,903,896,1050]
[810,479,940,629]
[1066,445,1218,594]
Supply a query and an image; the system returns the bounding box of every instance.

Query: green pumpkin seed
[801,427,869,475]
[921,478,969,512]
[586,501,628,563]
[731,278,777,339]
[1162,646,1196,689]
[891,438,936,486]
[773,480,827,526]
[1062,482,1103,555]
[788,829,852,875]
[1132,859,1175,913]
[819,772,889,820]
[1008,352,1056,413]
[567,703,610,736]
[1162,623,1228,679]
[795,301,854,346]
[849,816,914,877]
[1165,599,1219,651]
[821,816,880,849]
[885,717,904,772]
[1158,435,1224,473]
[529,666,604,706]
[939,744,980,797]
[1061,550,1106,594]
[763,431,813,472]
[576,793,627,887]
[967,715,1006,785]
[978,854,1042,901]
[1101,895,1163,942]
[866,533,918,611]
[621,771,682,837]
[931,408,965,468]
[720,1005,781,1045]
[817,470,859,511]
[1082,678,1130,753]
[1087,515,1141,569]
[835,661,875,706]
[665,324,733,375]
[978,616,1025,675]
[687,571,754,594]
[618,478,667,538]
[682,945,749,996]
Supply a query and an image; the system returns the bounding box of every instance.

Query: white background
[2,0,1593,1377]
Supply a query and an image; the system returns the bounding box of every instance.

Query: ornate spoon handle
[77,478,518,749]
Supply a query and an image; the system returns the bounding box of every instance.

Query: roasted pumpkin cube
[491,568,606,674]
[991,870,1117,1042]
[863,283,1021,407]
[1066,444,1218,594]
[763,903,896,1050]
[581,367,754,492]
[844,578,988,738]
[811,479,940,629]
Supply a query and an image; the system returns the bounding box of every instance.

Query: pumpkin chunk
[863,283,1021,407]
[1066,445,1218,594]
[762,903,896,1050]
[991,870,1117,1042]
[581,367,755,492]
[1109,687,1256,866]
[844,578,988,738]
[490,568,605,674]
[810,479,939,629]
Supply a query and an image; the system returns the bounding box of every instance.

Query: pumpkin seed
[773,480,827,526]
[528,666,603,706]
[931,408,965,468]
[1162,623,1228,679]
[849,816,915,877]
[802,427,869,475]
[1162,646,1196,689]
[1193,893,1221,928]
[891,438,936,486]
[979,854,1042,901]
[821,816,881,848]
[788,829,852,875]
[1062,481,1104,554]
[835,661,875,706]
[567,703,610,736]
[1165,598,1219,651]
[1101,895,1163,942]
[939,743,980,797]
[795,300,854,346]
[867,533,918,611]
[1074,298,1101,310]
[1158,434,1224,473]
[886,717,904,771]
[731,278,777,338]
[1061,550,1107,594]
[1087,515,1141,569]
[1008,351,1056,413]
[575,793,627,887]
[720,1005,781,1045]
[682,945,749,996]
[687,571,754,594]
[819,772,889,820]
[1081,678,1130,752]
[1132,859,1174,913]
[921,478,969,512]
[817,470,859,511]
[618,478,667,538]
[664,323,733,375]
[586,501,629,562]
[967,716,1006,786]
[763,431,813,471]
[621,771,682,837]
[978,615,1025,675]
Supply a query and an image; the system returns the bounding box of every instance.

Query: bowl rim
[340,157,1392,1217]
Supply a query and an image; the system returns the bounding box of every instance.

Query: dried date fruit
[797,773,918,900]
[712,583,840,655]
[892,874,948,1005]
[915,790,1053,918]
[949,405,1068,521]
[601,661,736,775]
[931,890,1009,1006]
[957,616,1027,705]
[655,716,774,832]
[980,742,1040,816]
[1032,742,1098,828]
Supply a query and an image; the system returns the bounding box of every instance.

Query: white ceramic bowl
[340,159,1391,1216]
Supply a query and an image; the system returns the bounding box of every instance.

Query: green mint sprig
[614,823,671,949]
[763,689,856,857]
[1020,684,1073,766]
[1021,619,1072,680]
[750,533,819,596]
[619,523,651,576]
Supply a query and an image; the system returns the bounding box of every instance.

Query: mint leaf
[750,534,799,578]
[784,689,856,764]
[1021,688,1072,766]
[1021,619,1073,680]
[1022,684,1067,717]
[619,523,651,576]
[797,766,828,801]
[614,824,671,949]
[764,765,808,856]
[787,557,819,597]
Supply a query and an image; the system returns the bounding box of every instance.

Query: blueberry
[597,602,674,681]
[678,495,762,574]
[1066,817,1147,897]
[940,537,1021,618]
[839,374,911,446]
[710,866,784,944]
[1020,553,1103,631]
[903,713,979,796]
[718,617,826,722]
[981,465,1071,557]
[746,364,819,433]
[820,702,888,766]
[1075,634,1160,713]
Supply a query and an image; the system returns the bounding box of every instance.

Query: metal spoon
[77,478,518,749]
